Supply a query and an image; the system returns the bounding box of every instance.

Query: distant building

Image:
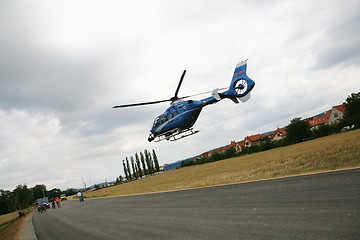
[228,140,245,153]
[163,157,195,171]
[243,127,286,147]
[268,128,286,141]
[244,134,267,147]
[307,104,346,129]
[327,104,346,124]
[308,115,329,129]
[160,165,165,171]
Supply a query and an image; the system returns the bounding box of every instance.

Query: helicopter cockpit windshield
[153,114,169,128]
[153,117,160,128]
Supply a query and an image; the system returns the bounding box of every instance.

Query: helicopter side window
[170,112,175,119]
[161,114,168,123]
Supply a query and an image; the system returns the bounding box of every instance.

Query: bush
[342,92,360,128]
[286,118,312,144]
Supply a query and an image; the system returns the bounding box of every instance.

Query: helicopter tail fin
[221,60,255,103]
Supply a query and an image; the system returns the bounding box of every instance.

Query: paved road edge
[20,210,37,240]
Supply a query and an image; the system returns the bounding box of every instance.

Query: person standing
[51,198,56,209]
[55,197,61,208]
[77,191,84,202]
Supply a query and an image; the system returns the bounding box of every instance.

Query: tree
[135,153,143,178]
[48,188,61,199]
[152,149,160,172]
[148,151,154,174]
[0,190,11,214]
[312,124,332,138]
[144,150,153,175]
[119,176,123,184]
[31,184,47,200]
[140,152,148,176]
[123,160,129,180]
[286,118,311,144]
[64,188,77,197]
[130,156,138,179]
[223,147,237,159]
[259,139,274,151]
[11,184,33,210]
[210,152,222,162]
[342,92,360,128]
[126,157,132,180]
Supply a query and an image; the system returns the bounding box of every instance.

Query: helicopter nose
[148,135,154,142]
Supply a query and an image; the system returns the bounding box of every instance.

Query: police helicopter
[113,60,255,142]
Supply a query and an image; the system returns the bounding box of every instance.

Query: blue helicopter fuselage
[147,60,255,142]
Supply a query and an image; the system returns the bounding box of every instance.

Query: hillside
[84,129,360,198]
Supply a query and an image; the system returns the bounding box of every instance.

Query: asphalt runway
[32,168,360,240]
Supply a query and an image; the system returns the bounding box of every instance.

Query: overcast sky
[1,0,359,191]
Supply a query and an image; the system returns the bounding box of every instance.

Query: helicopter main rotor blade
[113,87,228,108]
[113,99,171,108]
[173,70,186,100]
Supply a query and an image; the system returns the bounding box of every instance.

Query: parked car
[60,193,67,201]
[36,197,50,209]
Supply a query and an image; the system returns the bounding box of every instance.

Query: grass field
[85,129,360,198]
[0,212,18,227]
[0,207,34,235]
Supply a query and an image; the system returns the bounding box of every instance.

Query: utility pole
[82,176,87,192]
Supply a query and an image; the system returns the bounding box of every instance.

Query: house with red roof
[243,127,286,147]
[201,147,224,158]
[307,104,346,129]
[268,128,286,141]
[201,139,246,157]
[328,104,346,124]
[308,114,329,129]
[228,140,246,152]
[244,134,268,147]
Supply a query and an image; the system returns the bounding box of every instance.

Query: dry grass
[85,129,360,198]
[0,207,34,227]
[0,212,18,227]
[0,217,24,240]
[0,207,34,236]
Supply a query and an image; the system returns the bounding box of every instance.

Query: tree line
[286,91,360,143]
[182,92,360,168]
[118,149,160,183]
[0,184,77,215]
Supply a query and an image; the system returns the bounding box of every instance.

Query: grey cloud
[314,3,360,69]
[0,47,105,111]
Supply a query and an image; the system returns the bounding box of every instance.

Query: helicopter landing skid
[154,128,199,142]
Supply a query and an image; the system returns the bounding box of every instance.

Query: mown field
[85,129,360,198]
